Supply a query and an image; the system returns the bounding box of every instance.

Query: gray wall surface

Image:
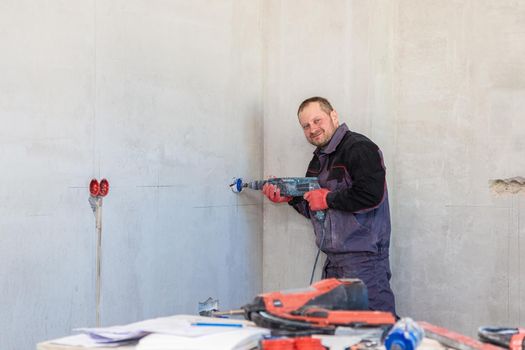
[263,0,525,337]
[393,0,525,335]
[0,1,263,349]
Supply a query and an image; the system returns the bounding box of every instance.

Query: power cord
[309,216,326,285]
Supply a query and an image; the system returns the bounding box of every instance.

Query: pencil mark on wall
[193,204,259,209]
[136,185,183,188]
[444,205,510,208]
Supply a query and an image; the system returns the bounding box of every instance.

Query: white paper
[136,327,270,350]
[73,315,256,344]
[49,334,136,347]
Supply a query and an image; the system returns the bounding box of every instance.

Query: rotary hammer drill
[230,177,325,221]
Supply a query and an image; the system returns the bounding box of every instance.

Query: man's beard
[309,132,330,147]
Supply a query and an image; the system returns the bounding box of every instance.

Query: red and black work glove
[262,183,292,203]
[304,188,330,211]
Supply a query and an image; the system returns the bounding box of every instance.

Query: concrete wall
[0,1,263,349]
[394,0,525,335]
[263,0,525,337]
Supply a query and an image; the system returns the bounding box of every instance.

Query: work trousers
[322,249,396,316]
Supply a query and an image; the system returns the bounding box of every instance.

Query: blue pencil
[191,322,243,328]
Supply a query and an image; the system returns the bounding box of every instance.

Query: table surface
[37,337,447,350]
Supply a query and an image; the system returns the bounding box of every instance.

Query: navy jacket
[289,123,391,254]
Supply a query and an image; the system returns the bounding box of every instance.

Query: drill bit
[211,309,245,316]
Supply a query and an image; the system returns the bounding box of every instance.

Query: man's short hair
[297,97,334,116]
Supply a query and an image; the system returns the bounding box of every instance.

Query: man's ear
[330,110,339,127]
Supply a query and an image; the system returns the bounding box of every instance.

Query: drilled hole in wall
[489,177,525,194]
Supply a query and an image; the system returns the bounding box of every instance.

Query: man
[262,97,396,315]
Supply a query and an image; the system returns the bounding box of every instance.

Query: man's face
[298,102,339,147]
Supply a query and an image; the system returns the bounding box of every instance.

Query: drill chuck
[230,178,267,193]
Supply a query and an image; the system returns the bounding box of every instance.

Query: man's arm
[326,142,386,213]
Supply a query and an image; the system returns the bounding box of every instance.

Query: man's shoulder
[340,130,379,150]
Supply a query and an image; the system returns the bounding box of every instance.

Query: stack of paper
[50,315,268,349]
[137,328,269,350]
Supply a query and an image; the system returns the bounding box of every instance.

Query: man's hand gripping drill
[262,183,292,203]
